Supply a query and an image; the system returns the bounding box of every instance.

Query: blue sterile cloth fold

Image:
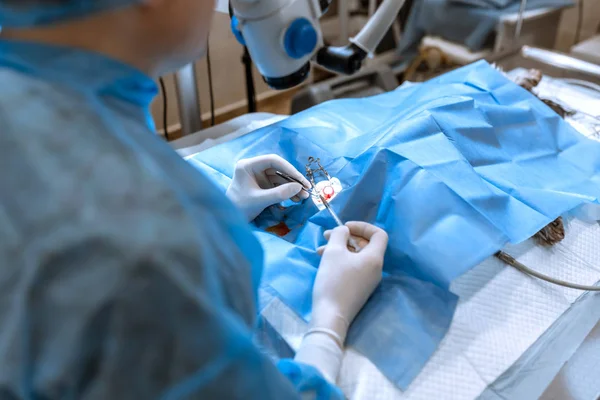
[187,61,600,389]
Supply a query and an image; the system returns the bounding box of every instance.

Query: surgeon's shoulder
[0,69,206,270]
[0,69,106,136]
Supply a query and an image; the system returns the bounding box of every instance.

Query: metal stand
[338,0,349,44]
[291,64,398,113]
[174,63,203,136]
[514,0,528,40]
[243,47,257,113]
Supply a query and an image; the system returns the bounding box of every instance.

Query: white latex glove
[294,222,388,382]
[312,221,388,339]
[226,155,310,222]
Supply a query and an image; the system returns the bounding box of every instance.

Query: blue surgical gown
[0,40,343,400]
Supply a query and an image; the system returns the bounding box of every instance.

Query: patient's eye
[311,177,343,210]
[304,156,343,210]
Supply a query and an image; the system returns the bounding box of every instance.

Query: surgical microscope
[173,0,408,135]
[229,0,407,89]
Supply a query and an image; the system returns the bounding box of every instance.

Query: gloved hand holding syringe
[275,170,362,252]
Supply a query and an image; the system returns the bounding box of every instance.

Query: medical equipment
[496,250,600,291]
[305,157,330,184]
[227,155,310,221]
[304,157,344,211]
[319,196,362,252]
[396,0,572,57]
[228,0,407,89]
[181,115,600,399]
[174,45,600,398]
[261,217,600,400]
[275,169,362,252]
[275,170,314,195]
[188,60,600,390]
[291,65,399,113]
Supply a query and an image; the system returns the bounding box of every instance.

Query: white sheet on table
[261,218,600,400]
[180,116,287,158]
[507,69,600,142]
[541,322,600,400]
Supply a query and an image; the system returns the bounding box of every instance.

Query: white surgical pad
[262,218,600,399]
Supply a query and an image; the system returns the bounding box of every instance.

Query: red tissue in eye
[322,185,335,200]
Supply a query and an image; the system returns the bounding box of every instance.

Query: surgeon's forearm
[294,331,344,383]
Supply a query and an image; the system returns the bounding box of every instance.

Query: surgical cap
[0,0,142,27]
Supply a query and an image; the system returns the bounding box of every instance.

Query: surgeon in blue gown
[0,0,389,399]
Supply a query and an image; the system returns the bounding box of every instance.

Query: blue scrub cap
[0,0,142,27]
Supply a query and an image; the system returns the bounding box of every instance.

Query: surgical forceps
[275,170,361,252]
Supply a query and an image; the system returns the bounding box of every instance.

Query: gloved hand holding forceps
[227,154,389,383]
